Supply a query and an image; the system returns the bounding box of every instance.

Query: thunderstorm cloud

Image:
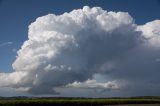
[0,6,160,96]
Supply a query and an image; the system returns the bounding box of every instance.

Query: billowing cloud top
[0,6,160,96]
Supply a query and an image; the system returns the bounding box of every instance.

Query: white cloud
[137,20,160,46]
[0,6,160,96]
[66,79,119,90]
[0,72,27,87]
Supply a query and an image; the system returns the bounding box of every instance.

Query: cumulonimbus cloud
[0,6,160,96]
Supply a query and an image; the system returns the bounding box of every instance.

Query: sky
[0,0,160,97]
[1,0,160,72]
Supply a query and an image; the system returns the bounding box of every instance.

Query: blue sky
[0,0,160,72]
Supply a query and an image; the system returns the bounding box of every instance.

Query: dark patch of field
[110,104,160,106]
[0,96,160,106]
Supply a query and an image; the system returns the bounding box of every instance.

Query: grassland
[0,96,160,106]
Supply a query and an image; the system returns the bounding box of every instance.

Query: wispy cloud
[0,42,13,47]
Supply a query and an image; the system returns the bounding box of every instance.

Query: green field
[0,97,160,106]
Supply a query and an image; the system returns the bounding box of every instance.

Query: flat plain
[110,104,160,106]
[0,97,160,106]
